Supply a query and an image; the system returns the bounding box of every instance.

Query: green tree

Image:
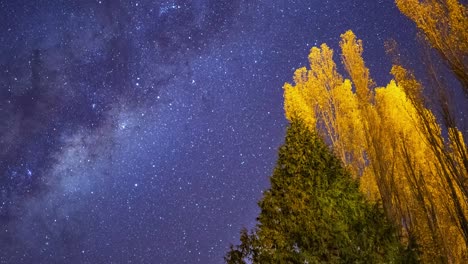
[226,121,404,264]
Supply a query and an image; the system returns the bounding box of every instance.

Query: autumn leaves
[283,30,467,263]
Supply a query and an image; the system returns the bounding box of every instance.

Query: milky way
[1,1,419,263]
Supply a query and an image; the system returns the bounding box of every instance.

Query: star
[0,1,447,263]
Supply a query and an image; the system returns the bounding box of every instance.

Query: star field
[1,1,420,263]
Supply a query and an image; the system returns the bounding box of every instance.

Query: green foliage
[226,121,404,263]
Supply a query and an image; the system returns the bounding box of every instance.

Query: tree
[283,30,468,263]
[225,121,403,264]
[395,0,468,94]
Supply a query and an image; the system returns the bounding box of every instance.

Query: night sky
[1,1,420,263]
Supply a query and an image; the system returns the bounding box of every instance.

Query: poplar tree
[395,0,468,93]
[283,30,468,262]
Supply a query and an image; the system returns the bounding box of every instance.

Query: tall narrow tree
[283,30,467,263]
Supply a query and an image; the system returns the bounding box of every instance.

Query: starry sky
[0,0,425,263]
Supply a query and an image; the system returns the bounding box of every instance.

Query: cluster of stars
[0,0,424,263]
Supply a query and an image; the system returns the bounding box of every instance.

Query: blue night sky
[1,1,421,263]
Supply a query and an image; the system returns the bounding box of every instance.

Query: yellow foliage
[340,30,373,103]
[395,0,468,53]
[283,81,316,132]
[283,30,468,263]
[395,0,468,93]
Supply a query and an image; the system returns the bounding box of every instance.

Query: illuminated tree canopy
[283,30,467,263]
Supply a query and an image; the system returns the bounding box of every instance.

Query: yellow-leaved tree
[283,30,468,263]
[395,0,468,94]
